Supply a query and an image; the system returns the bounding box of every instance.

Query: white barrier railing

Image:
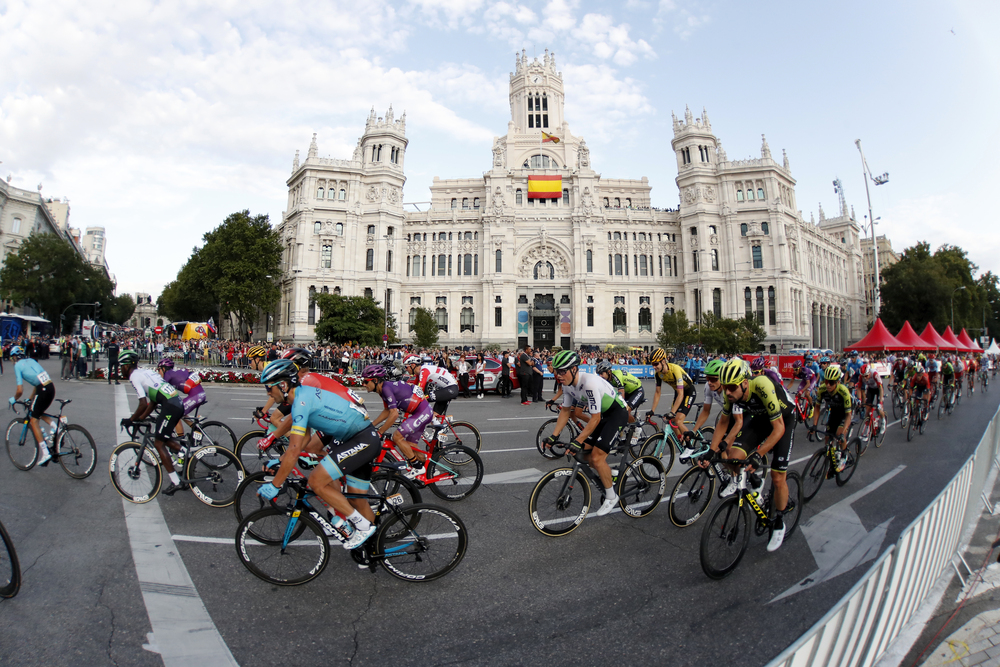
[769,406,1000,667]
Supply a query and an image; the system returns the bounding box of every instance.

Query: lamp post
[952,285,967,330]
[855,139,889,316]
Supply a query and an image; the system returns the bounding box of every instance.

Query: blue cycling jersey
[290,374,371,442]
[15,358,52,387]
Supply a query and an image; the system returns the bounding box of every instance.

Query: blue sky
[1,0,997,299]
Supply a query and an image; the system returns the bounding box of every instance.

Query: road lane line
[172,535,234,546]
[115,385,239,666]
[477,430,529,435]
[481,447,536,453]
[487,416,553,421]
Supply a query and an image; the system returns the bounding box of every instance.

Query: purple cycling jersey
[796,366,818,392]
[378,380,425,416]
[162,368,206,415]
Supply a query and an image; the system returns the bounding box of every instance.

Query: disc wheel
[5,418,36,471]
[615,455,666,518]
[55,424,97,479]
[699,498,749,580]
[235,508,330,586]
[374,504,468,582]
[669,465,716,527]
[109,442,162,503]
[528,467,592,537]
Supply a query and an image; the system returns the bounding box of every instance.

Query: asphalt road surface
[0,360,997,666]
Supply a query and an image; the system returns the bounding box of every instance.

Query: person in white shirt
[457,356,471,398]
[475,354,487,399]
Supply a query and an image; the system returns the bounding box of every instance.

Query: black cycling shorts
[29,383,55,419]
[583,401,629,453]
[675,384,697,417]
[428,384,459,414]
[731,412,795,472]
[154,399,184,440]
[319,427,381,482]
[825,404,849,435]
[864,387,881,407]
[624,387,645,412]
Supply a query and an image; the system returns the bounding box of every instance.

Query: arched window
[462,198,469,209]
[761,222,769,235]
[533,261,554,280]
[322,286,329,294]
[496,249,502,273]
[690,226,698,236]
[339,189,346,200]
[366,248,374,271]
[308,286,316,325]
[613,307,627,332]
[745,287,752,319]
[334,286,341,295]
[464,231,473,240]
[336,223,343,236]
[603,197,610,207]
[316,187,324,199]
[460,308,474,333]
[522,154,553,168]
[516,189,523,204]
[463,254,472,275]
[639,255,648,276]
[438,255,446,275]
[436,307,448,332]
[314,221,321,234]
[451,198,457,209]
[561,189,569,206]
[586,250,593,273]
[736,189,744,202]
[367,225,375,234]
[747,187,755,201]
[613,231,621,240]
[412,254,421,277]
[639,307,651,332]
[364,287,373,299]
[614,254,623,275]
[408,308,417,332]
[11,217,21,234]
[755,287,765,323]
[740,223,748,236]
[614,197,621,207]
[711,249,719,271]
[757,187,765,201]
[768,286,776,325]
[473,197,480,209]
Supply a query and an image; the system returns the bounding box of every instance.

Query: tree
[657,310,691,351]
[412,307,439,348]
[105,293,136,325]
[313,294,389,346]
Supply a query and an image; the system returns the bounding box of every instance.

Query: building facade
[274,51,868,353]
[860,234,900,325]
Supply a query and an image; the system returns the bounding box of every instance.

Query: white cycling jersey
[416,364,457,390]
[703,385,742,414]
[561,371,626,414]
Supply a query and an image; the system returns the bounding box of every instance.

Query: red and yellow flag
[528,175,562,199]
[541,131,560,143]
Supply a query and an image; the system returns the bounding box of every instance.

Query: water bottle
[629,427,640,447]
[325,514,353,543]
[749,471,764,502]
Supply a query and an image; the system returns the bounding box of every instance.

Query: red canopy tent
[941,325,970,352]
[844,318,907,351]
[920,323,956,350]
[958,328,983,352]
[895,321,936,351]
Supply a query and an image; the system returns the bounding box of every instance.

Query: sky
[1,0,998,300]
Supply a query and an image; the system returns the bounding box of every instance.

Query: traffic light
[94,301,101,320]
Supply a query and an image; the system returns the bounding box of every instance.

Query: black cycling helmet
[281,347,313,368]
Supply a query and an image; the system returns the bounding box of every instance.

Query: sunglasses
[723,383,742,392]
[825,380,839,385]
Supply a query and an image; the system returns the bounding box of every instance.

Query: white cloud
[561,63,655,142]
[543,0,578,32]
[571,13,656,66]
[654,0,711,38]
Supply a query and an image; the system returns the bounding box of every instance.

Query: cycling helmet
[281,347,313,368]
[792,360,803,370]
[551,350,581,371]
[849,350,859,357]
[820,356,831,364]
[915,364,926,373]
[247,345,266,359]
[10,346,24,358]
[704,359,725,377]
[803,354,813,362]
[917,354,927,363]
[595,360,613,375]
[750,356,768,371]
[361,364,387,380]
[118,349,139,366]
[403,355,422,367]
[823,365,843,382]
[260,359,300,386]
[650,348,667,363]
[719,358,750,386]
[157,357,175,370]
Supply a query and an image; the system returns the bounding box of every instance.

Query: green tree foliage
[657,310,690,351]
[0,232,124,332]
[158,210,281,336]
[412,307,439,348]
[685,313,768,355]
[105,293,136,325]
[313,294,392,346]
[880,242,996,339]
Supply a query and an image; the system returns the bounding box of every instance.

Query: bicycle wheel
[615,455,666,518]
[669,465,716,527]
[919,409,927,434]
[436,421,481,459]
[425,445,483,501]
[0,519,20,599]
[835,438,861,487]
[874,415,887,448]
[195,421,238,453]
[109,442,162,503]
[626,420,660,459]
[801,449,827,502]
[235,508,330,586]
[937,393,946,420]
[782,471,804,537]
[184,446,245,507]
[535,418,574,459]
[56,424,97,479]
[857,418,870,457]
[639,432,676,475]
[700,497,750,580]
[528,467,593,536]
[5,418,36,471]
[374,504,468,582]
[234,471,293,525]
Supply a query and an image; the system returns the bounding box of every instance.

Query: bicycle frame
[376,431,459,486]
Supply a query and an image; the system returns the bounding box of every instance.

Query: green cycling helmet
[551,350,581,371]
[703,359,725,377]
[118,349,139,366]
[719,358,750,386]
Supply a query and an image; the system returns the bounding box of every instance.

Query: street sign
[266,333,274,342]
[382,334,388,342]
[154,326,163,334]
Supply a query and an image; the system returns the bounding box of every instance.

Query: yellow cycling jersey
[815,382,852,411]
[655,363,694,390]
[722,375,791,422]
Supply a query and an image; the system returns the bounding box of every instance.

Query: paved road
[0,361,997,666]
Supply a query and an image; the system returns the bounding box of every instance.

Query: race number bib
[37,371,51,384]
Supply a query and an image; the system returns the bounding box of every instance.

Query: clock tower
[509,48,566,135]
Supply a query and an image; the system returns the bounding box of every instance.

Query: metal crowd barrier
[768,406,1000,667]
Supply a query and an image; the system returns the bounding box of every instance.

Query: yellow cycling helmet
[719,358,750,386]
[823,365,843,382]
[247,345,267,359]
[650,348,667,363]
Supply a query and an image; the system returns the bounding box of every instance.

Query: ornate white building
[275,50,867,352]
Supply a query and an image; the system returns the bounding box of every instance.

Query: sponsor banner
[542,364,657,379]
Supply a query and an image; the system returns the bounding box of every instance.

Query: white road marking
[481,447,537,453]
[477,430,530,435]
[172,535,233,545]
[487,416,553,421]
[115,386,238,666]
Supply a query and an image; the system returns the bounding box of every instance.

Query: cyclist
[595,360,645,423]
[909,364,932,416]
[792,360,818,401]
[407,356,459,424]
[156,357,206,440]
[647,348,697,439]
[858,364,886,436]
[804,354,821,378]
[690,358,743,455]
[954,355,966,395]
[811,364,853,479]
[362,364,432,478]
[118,350,189,496]
[247,345,267,371]
[256,359,380,550]
[708,358,795,552]
[940,356,956,404]
[926,353,942,402]
[891,355,908,389]
[543,350,630,517]
[845,351,863,385]
[968,356,978,393]
[8,346,56,467]
[750,356,785,389]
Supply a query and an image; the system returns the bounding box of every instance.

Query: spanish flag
[541,131,560,144]
[528,175,562,199]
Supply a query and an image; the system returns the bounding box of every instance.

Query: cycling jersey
[14,358,52,387]
[290,373,371,441]
[815,382,852,411]
[927,359,942,374]
[909,374,930,390]
[608,369,643,394]
[654,363,694,390]
[561,371,626,414]
[796,367,818,393]
[721,375,792,422]
[377,380,426,417]
[941,362,954,377]
[954,360,965,377]
[703,385,743,414]
[162,369,207,416]
[129,368,182,406]
[859,373,882,390]
[415,364,457,392]
[756,368,785,389]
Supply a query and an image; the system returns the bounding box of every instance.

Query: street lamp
[952,285,966,330]
[856,139,889,315]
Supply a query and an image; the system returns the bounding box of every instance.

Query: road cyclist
[405,355,459,425]
[809,365,853,475]
[156,357,207,441]
[364,363,433,479]
[594,360,645,424]
[858,363,887,438]
[246,345,267,371]
[647,347,697,442]
[8,346,57,467]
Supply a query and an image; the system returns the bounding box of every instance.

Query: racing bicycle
[801,425,862,502]
[5,399,97,478]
